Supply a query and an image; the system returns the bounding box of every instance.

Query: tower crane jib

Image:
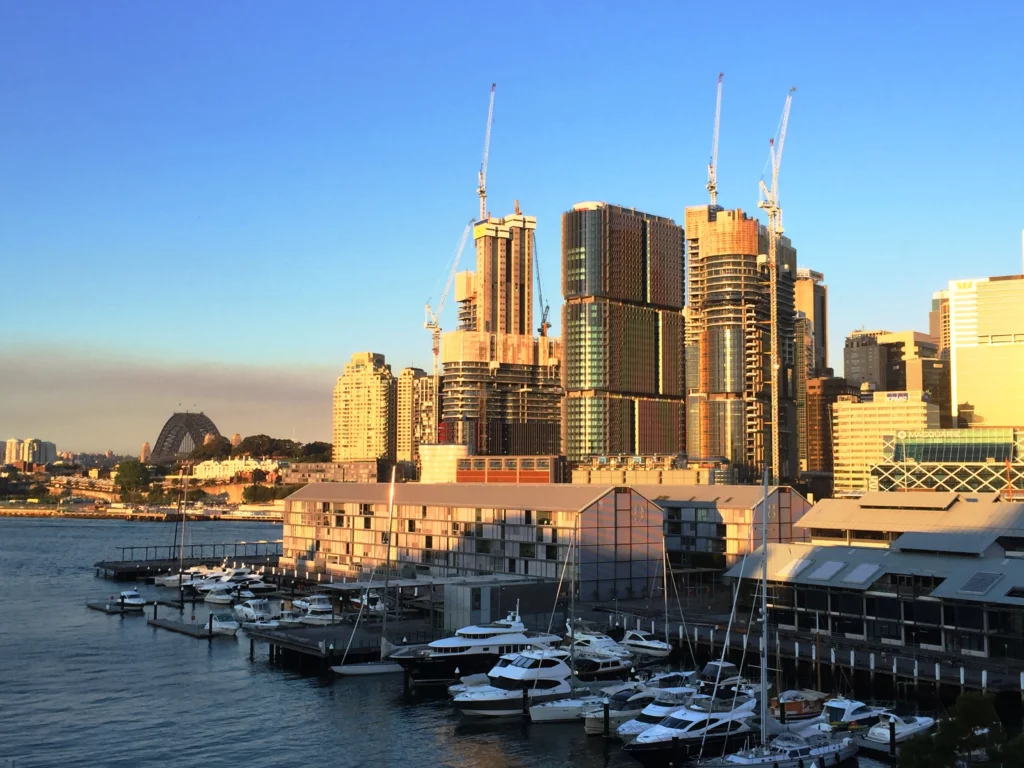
[477,83,496,222]
[707,73,724,208]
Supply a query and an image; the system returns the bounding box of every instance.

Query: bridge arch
[150,412,221,463]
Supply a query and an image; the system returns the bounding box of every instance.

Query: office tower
[441,206,563,455]
[4,438,22,465]
[794,314,814,472]
[19,439,56,465]
[562,202,685,461]
[948,275,1024,427]
[397,367,431,467]
[805,376,858,473]
[794,268,828,374]
[844,330,938,390]
[332,352,397,463]
[140,442,152,463]
[684,206,797,480]
[929,290,950,359]
[903,357,952,428]
[832,391,940,493]
[231,433,242,448]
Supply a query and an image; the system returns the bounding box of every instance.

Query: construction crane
[758,86,795,485]
[477,83,496,222]
[532,230,550,336]
[707,73,723,208]
[424,221,472,442]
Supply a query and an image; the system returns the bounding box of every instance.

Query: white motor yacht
[583,686,661,735]
[233,599,275,623]
[447,655,516,697]
[204,585,242,605]
[276,610,304,628]
[242,618,279,631]
[292,593,331,612]
[566,625,633,661]
[529,682,642,724]
[821,696,891,730]
[866,714,936,744]
[155,566,210,588]
[621,629,672,659]
[391,607,562,686]
[114,590,147,611]
[210,613,240,636]
[622,695,758,765]
[698,660,745,690]
[698,731,858,768]
[451,649,575,718]
[616,685,698,742]
[298,595,337,625]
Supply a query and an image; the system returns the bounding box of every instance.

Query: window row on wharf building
[281,483,813,599]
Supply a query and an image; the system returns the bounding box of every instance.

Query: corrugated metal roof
[892,530,1000,555]
[725,541,1024,607]
[631,484,778,508]
[284,482,616,511]
[797,492,1024,536]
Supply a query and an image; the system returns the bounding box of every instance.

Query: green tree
[116,459,150,500]
[300,441,333,462]
[251,468,268,483]
[189,436,231,462]
[29,483,51,500]
[242,484,275,503]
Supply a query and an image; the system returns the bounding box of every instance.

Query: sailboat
[332,467,404,676]
[696,470,858,768]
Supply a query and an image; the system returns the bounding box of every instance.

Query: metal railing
[112,540,283,563]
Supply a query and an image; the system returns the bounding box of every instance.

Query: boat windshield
[633,632,657,641]
[825,704,849,721]
[662,715,707,732]
[614,695,654,711]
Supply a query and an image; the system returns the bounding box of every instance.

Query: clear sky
[2,1,1023,453]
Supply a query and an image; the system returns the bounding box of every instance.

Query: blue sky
[2,2,1023,451]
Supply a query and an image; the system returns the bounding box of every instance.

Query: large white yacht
[390,607,561,686]
[621,629,672,659]
[450,648,574,717]
[622,694,758,765]
[616,685,699,742]
[866,713,936,744]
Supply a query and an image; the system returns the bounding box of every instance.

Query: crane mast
[477,83,496,222]
[424,221,472,442]
[532,232,550,337]
[707,73,723,208]
[758,87,794,484]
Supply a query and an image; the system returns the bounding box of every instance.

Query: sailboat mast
[382,466,397,637]
[177,463,189,598]
[760,467,769,746]
[662,541,670,645]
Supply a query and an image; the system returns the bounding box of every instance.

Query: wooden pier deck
[86,602,146,615]
[95,554,279,581]
[147,618,216,639]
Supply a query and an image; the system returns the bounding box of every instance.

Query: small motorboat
[770,689,829,722]
[821,696,891,730]
[155,566,210,587]
[616,685,698,742]
[114,590,147,611]
[293,594,332,612]
[331,661,404,676]
[240,579,276,596]
[529,691,609,723]
[583,687,660,735]
[233,599,275,623]
[204,585,238,605]
[210,613,240,636]
[242,619,279,631]
[299,595,337,625]
[348,590,386,615]
[621,629,672,659]
[276,610,304,628]
[866,714,936,744]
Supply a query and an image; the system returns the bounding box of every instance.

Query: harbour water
[0,517,888,768]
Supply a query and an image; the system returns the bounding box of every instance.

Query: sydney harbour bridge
[149,412,222,464]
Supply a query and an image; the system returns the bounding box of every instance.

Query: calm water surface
[0,517,883,768]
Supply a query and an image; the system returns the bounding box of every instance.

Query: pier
[94,539,282,580]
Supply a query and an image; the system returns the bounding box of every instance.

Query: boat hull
[529,697,605,723]
[395,653,499,685]
[624,731,752,766]
[454,689,568,718]
[583,709,642,736]
[331,662,404,676]
[700,742,859,768]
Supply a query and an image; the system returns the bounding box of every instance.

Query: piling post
[830,647,836,672]
[795,641,800,667]
[679,625,683,644]
[603,702,610,737]
[250,638,255,660]
[120,594,125,615]
[870,652,876,684]
[889,717,897,757]
[743,633,749,651]
[522,687,529,717]
[153,602,158,620]
[959,666,965,690]
[709,628,714,655]
[892,658,897,677]
[1020,671,1024,701]
[694,626,698,645]
[850,649,855,669]
[982,669,988,692]
[935,663,941,683]
[914,659,919,684]
[208,613,214,641]
[672,736,680,766]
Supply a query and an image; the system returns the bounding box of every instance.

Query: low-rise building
[456,455,567,484]
[278,460,394,485]
[193,457,283,481]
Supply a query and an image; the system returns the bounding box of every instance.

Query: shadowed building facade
[561,202,685,462]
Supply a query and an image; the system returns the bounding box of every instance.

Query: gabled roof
[726,541,1024,607]
[285,483,616,511]
[892,530,1000,556]
[630,484,783,508]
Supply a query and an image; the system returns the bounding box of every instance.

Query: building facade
[192,457,283,481]
[4,438,22,465]
[397,367,432,468]
[281,483,665,601]
[794,268,828,374]
[804,376,858,474]
[17,439,57,465]
[455,455,567,484]
[832,390,940,493]
[871,427,1024,494]
[562,202,685,462]
[140,442,151,463]
[947,275,1024,427]
[929,290,950,359]
[440,207,563,456]
[279,460,395,485]
[332,352,397,463]
[684,206,797,480]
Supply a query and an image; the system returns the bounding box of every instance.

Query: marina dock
[147,618,215,639]
[94,539,282,580]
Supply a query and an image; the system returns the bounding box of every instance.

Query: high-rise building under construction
[561,202,685,462]
[439,207,563,455]
[684,206,797,481]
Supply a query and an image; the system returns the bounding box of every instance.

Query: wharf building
[332,352,396,463]
[280,482,811,594]
[684,206,797,481]
[440,207,563,456]
[280,459,397,486]
[728,492,1024,660]
[831,390,940,494]
[561,202,685,463]
[946,274,1024,427]
[870,427,1024,494]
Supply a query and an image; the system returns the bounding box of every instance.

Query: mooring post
[794,641,800,667]
[935,662,941,683]
[870,653,876,683]
[250,638,255,660]
[522,687,529,716]
[850,649,855,669]
[830,647,836,671]
[889,717,897,757]
[120,594,125,614]
[153,601,158,621]
[208,613,213,640]
[959,666,965,690]
[603,701,610,736]
[982,669,988,692]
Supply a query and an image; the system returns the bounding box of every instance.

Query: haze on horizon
[2,2,1022,453]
